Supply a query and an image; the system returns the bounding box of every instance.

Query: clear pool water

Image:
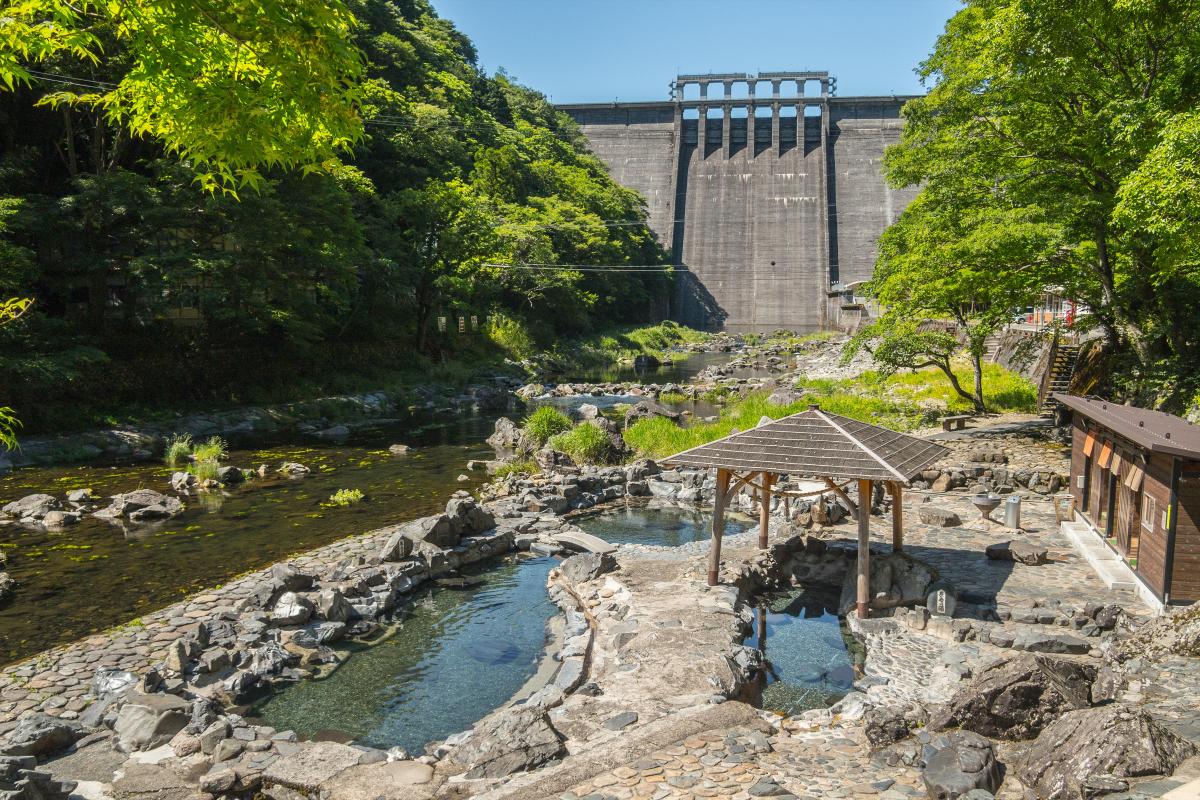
[246,554,557,754]
[748,588,861,716]
[574,505,756,547]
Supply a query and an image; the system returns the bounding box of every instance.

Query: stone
[110,761,196,800]
[839,551,936,616]
[262,741,367,793]
[94,489,182,521]
[985,541,1048,566]
[448,707,565,779]
[602,712,638,731]
[271,591,313,626]
[919,506,961,527]
[624,401,680,427]
[923,731,1001,800]
[278,462,310,476]
[399,515,460,549]
[40,510,80,527]
[387,444,411,455]
[327,760,435,800]
[931,474,953,494]
[1,494,61,522]
[378,530,413,562]
[864,706,914,747]
[928,654,1096,740]
[197,721,230,755]
[558,552,618,585]
[270,562,315,593]
[1016,705,1196,800]
[169,472,196,492]
[216,466,245,485]
[577,403,600,420]
[316,589,354,623]
[0,714,83,757]
[486,417,533,456]
[113,692,191,753]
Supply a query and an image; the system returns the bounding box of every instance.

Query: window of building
[1141,492,1156,531]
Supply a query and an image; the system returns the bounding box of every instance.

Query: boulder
[1016,705,1196,800]
[985,541,1048,566]
[486,417,532,456]
[0,714,83,757]
[400,514,460,549]
[378,529,413,562]
[624,400,680,428]
[169,472,197,492]
[928,654,1096,740]
[216,466,245,485]
[445,496,495,536]
[576,403,600,420]
[388,444,411,455]
[1,494,61,523]
[864,705,916,747]
[534,447,576,472]
[271,591,314,626]
[270,562,315,593]
[113,692,191,753]
[316,589,354,623]
[278,462,310,476]
[448,707,565,779]
[39,510,80,528]
[0,756,76,800]
[923,731,1001,800]
[558,552,618,585]
[931,474,953,493]
[838,551,936,616]
[919,506,962,527]
[94,490,183,521]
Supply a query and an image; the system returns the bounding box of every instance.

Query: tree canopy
[879,0,1200,406]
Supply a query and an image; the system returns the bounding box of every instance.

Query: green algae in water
[245,555,558,754]
[749,589,862,716]
[574,506,755,547]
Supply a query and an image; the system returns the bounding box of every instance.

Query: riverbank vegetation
[0,0,673,437]
[623,364,1037,460]
[874,0,1200,411]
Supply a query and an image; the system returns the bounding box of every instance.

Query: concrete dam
[560,71,918,333]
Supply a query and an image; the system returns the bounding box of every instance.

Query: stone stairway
[1040,342,1080,411]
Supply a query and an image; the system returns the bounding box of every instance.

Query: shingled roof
[662,407,950,482]
[1054,393,1200,458]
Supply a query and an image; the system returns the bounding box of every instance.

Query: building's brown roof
[1054,393,1200,458]
[662,407,950,482]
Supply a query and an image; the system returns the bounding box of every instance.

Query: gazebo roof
[662,406,950,482]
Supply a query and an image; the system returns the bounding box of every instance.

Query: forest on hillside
[0,0,671,432]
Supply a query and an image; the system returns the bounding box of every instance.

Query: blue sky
[429,0,961,103]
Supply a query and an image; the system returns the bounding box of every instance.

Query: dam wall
[561,73,917,333]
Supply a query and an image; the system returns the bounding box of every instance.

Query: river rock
[113,692,191,753]
[448,707,565,779]
[0,756,77,800]
[400,515,460,549]
[559,552,618,585]
[278,462,310,476]
[985,541,1048,565]
[923,731,1001,799]
[928,654,1096,740]
[919,506,962,527]
[576,403,600,420]
[0,572,12,605]
[316,589,354,623]
[378,529,413,562]
[271,592,314,626]
[1016,705,1196,800]
[270,562,315,594]
[1,494,61,523]
[624,400,680,428]
[39,510,80,528]
[388,444,410,455]
[94,489,183,521]
[446,496,495,536]
[169,471,197,492]
[216,466,245,485]
[486,417,532,456]
[0,714,84,757]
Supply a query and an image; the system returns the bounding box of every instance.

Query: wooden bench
[942,414,972,432]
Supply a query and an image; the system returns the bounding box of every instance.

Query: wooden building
[1055,393,1200,605]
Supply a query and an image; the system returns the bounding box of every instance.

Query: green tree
[887,0,1200,399]
[0,298,32,449]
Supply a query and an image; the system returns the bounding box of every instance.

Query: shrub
[486,313,536,360]
[523,406,573,445]
[164,433,193,467]
[329,488,365,506]
[657,391,688,404]
[188,459,220,482]
[549,423,613,465]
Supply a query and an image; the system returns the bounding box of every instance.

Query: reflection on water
[246,555,557,754]
[0,414,498,665]
[555,352,732,385]
[749,589,861,716]
[575,506,755,547]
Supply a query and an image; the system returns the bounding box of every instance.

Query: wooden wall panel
[1137,453,1175,599]
[1170,465,1200,603]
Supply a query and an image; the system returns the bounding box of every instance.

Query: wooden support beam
[759,472,774,549]
[709,468,730,586]
[824,477,858,519]
[857,478,872,619]
[890,481,904,552]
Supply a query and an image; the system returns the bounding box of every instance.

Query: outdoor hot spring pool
[245,554,557,754]
[573,505,755,547]
[749,588,863,716]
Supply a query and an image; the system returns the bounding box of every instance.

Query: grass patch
[558,321,711,368]
[523,406,573,446]
[549,423,613,464]
[191,435,228,463]
[623,364,1036,460]
[657,391,688,404]
[187,459,220,482]
[493,459,538,478]
[163,433,193,468]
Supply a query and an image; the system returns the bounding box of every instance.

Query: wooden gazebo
[663,405,949,618]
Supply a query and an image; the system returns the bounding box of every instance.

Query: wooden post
[709,468,730,586]
[891,482,904,553]
[857,478,872,619]
[758,472,773,549]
